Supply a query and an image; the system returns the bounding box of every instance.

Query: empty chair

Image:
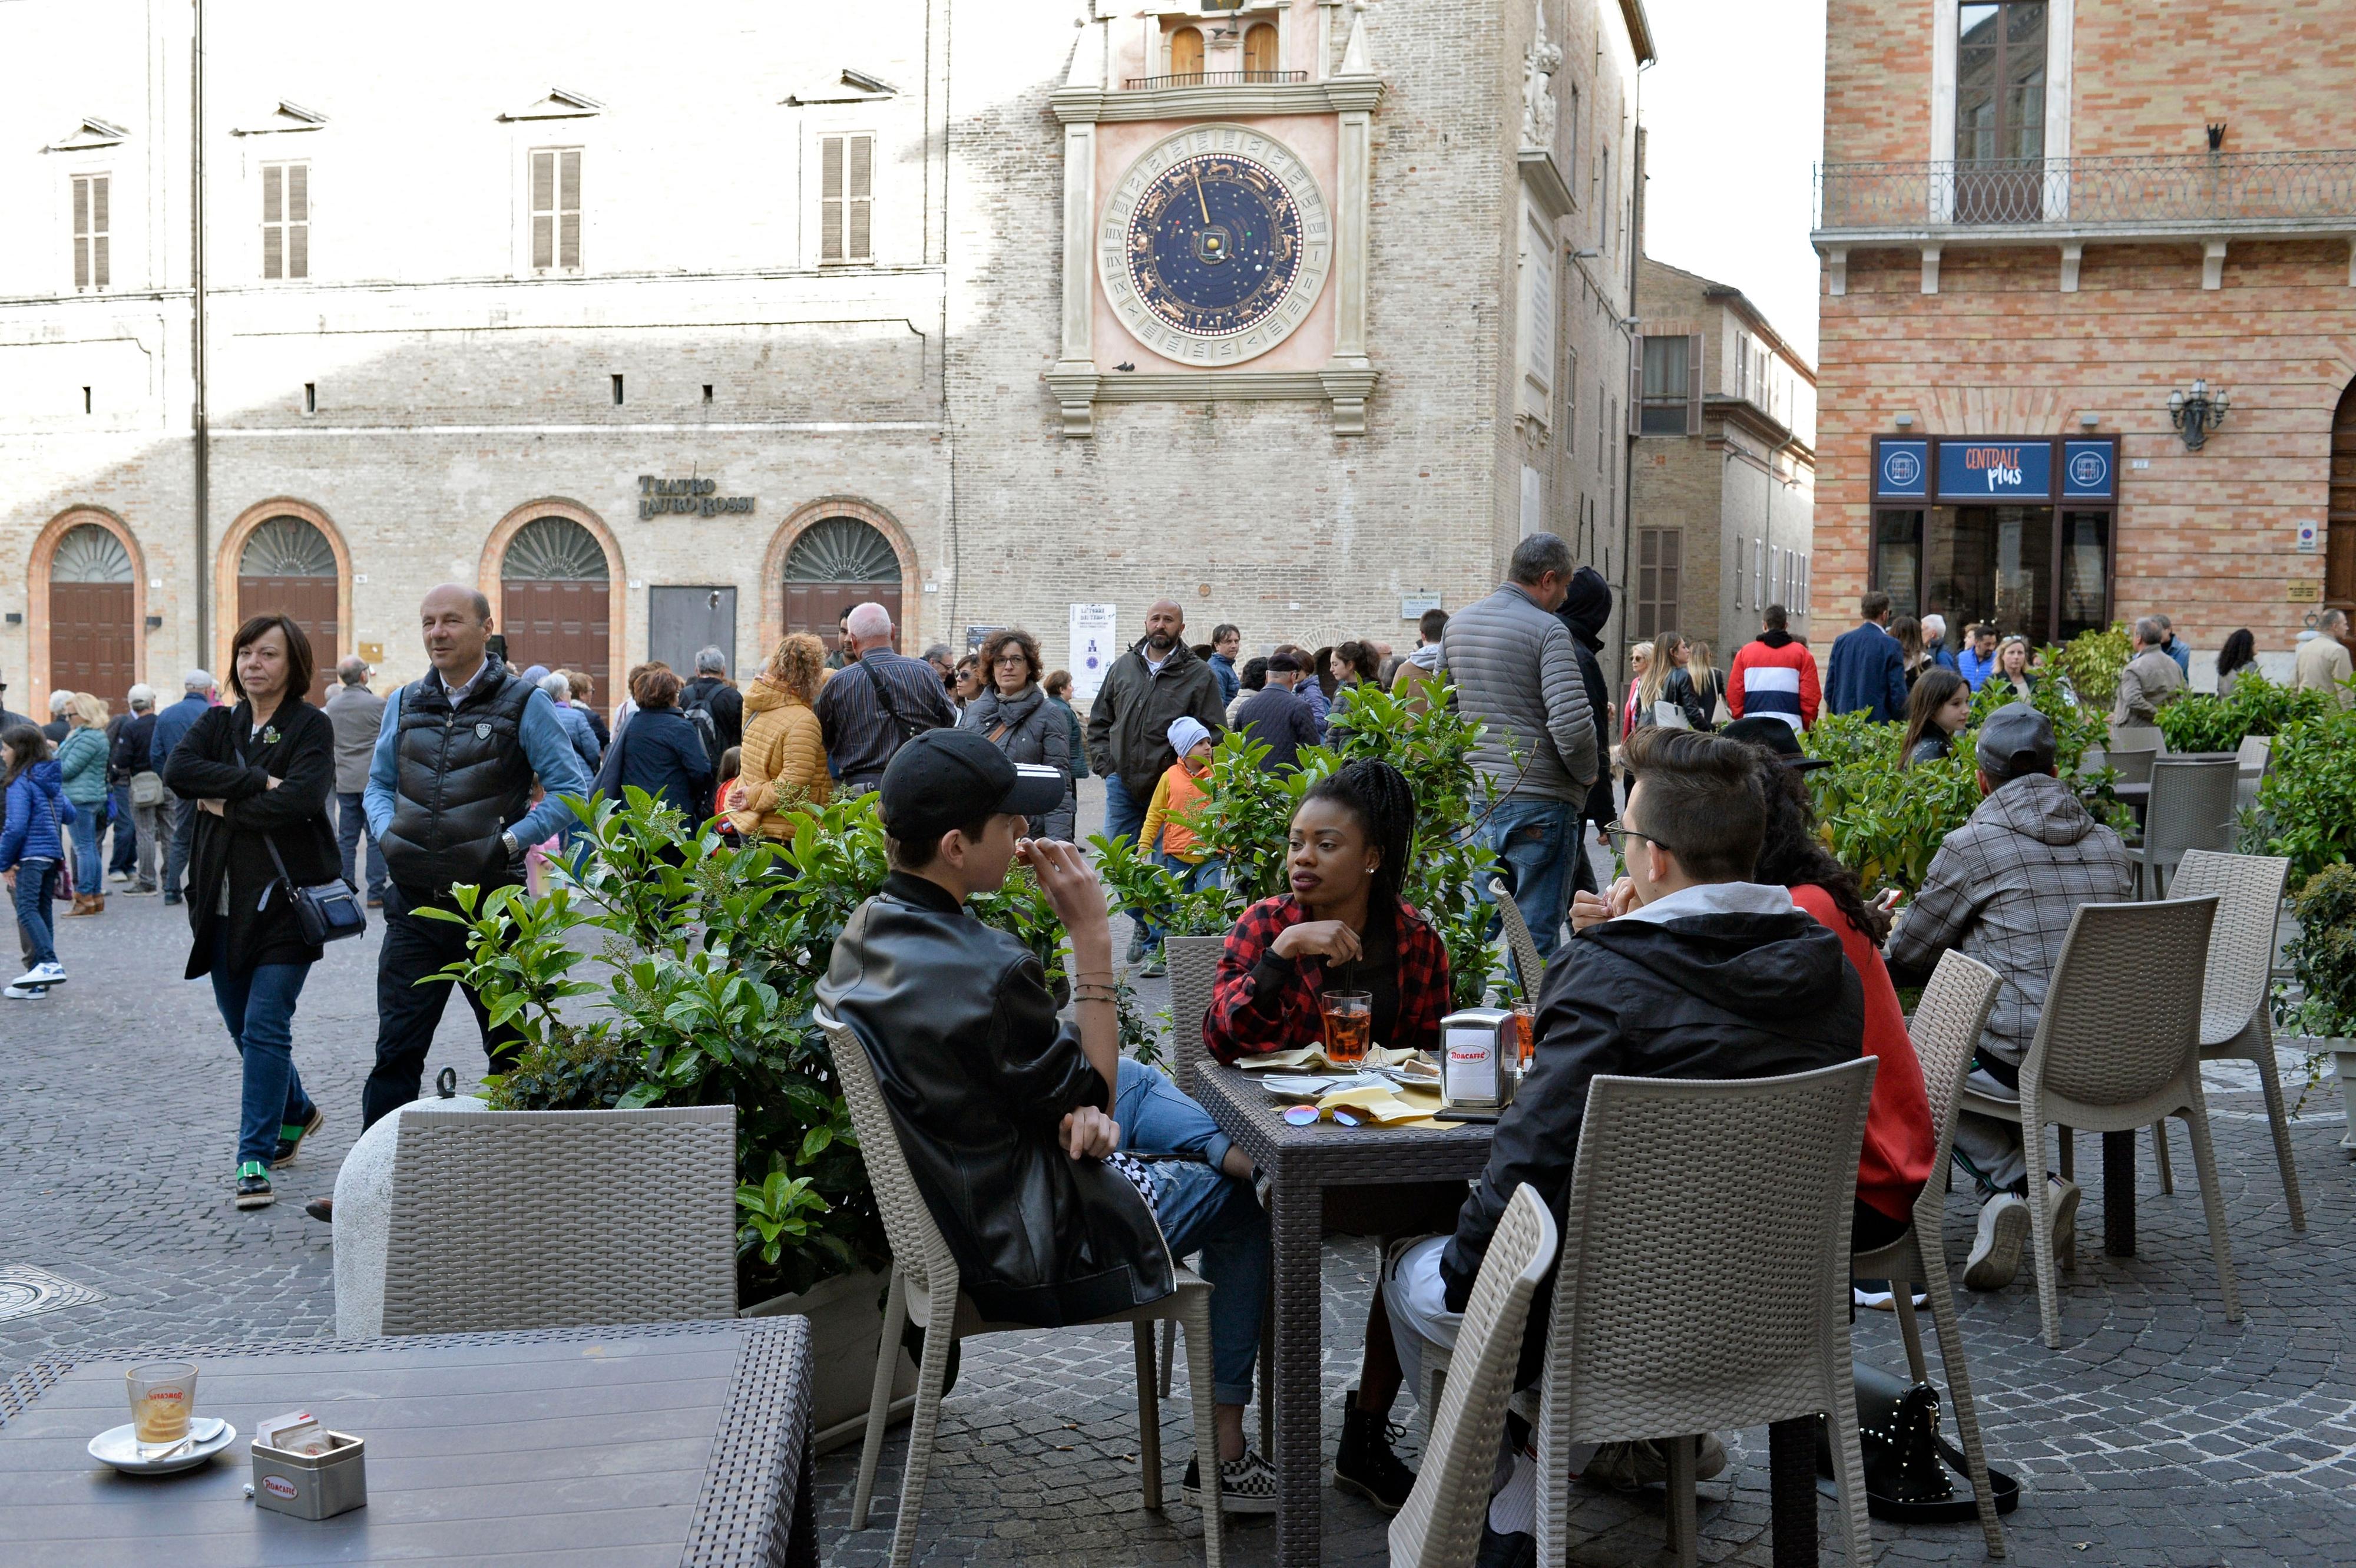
[821,1014,1226,1568]
[2109,723,2165,756]
[2129,756,2239,897]
[2234,735,2272,815]
[2107,746,2159,789]
[1489,876,1546,1001]
[1851,951,2007,1556]
[1163,932,1226,1094]
[1387,1185,1560,1568]
[1533,1058,1881,1568]
[1958,898,2239,1348]
[2150,851,2304,1230]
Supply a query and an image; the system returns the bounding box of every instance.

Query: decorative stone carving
[1521,3,1561,151]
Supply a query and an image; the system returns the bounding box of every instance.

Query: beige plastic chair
[2128,756,2239,898]
[1852,951,2007,1557]
[380,1104,737,1336]
[1387,1186,1559,1568]
[1533,1058,1881,1568]
[2234,735,2271,815]
[820,1014,1226,1568]
[2109,723,2165,756]
[1489,877,1546,1001]
[2149,851,2305,1230]
[1163,932,1226,1094]
[2107,746,2159,789]
[1958,898,2239,1348]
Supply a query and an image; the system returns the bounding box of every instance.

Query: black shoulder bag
[262,830,368,947]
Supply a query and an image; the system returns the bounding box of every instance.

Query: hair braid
[1304,757,1418,927]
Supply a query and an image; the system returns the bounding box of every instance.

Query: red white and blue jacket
[1726,631,1821,730]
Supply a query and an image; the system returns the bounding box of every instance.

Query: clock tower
[1047,1,1384,438]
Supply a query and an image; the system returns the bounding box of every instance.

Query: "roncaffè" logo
[638,475,755,519]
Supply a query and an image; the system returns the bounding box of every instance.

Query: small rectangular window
[820,133,875,263]
[1639,336,1689,435]
[262,161,309,280]
[72,173,110,291]
[303,382,316,414]
[701,383,714,404]
[1636,528,1681,641]
[531,148,582,270]
[611,374,624,405]
[82,386,92,414]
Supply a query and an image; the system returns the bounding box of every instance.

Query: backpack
[678,682,727,773]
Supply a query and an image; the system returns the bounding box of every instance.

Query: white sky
[1637,0,1828,363]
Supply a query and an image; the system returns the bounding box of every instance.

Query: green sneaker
[273,1106,325,1168]
[234,1161,275,1210]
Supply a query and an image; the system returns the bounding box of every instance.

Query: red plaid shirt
[1204,894,1452,1064]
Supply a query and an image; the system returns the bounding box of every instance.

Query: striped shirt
[812,650,958,788]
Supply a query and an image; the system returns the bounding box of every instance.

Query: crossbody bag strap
[859,657,919,743]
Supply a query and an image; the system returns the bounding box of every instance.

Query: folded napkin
[1311,1080,1449,1128]
[1238,1044,1422,1073]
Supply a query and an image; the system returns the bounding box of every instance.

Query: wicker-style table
[0,1317,816,1567]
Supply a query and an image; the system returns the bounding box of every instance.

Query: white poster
[1068,603,1119,700]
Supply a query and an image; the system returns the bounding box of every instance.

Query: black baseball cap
[1721,715,1831,772]
[879,729,1068,843]
[1976,702,2057,780]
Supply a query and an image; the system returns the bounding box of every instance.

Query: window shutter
[262,164,283,279]
[91,175,109,289]
[559,150,581,269]
[1686,332,1704,435]
[1626,344,1642,435]
[849,134,873,261]
[1734,535,1746,610]
[820,135,844,262]
[288,163,309,279]
[531,150,554,270]
[72,176,90,290]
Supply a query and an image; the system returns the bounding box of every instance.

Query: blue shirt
[1207,651,1239,706]
[1957,646,1998,692]
[363,677,588,846]
[148,693,212,777]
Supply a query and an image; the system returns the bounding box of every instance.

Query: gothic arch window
[499,515,612,696]
[236,514,339,701]
[53,524,133,583]
[239,515,336,578]
[784,515,904,656]
[501,515,611,581]
[47,522,137,707]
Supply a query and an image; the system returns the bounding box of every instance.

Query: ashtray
[88,1417,237,1476]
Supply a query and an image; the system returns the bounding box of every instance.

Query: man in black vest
[348,585,589,1153]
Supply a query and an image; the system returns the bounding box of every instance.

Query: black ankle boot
[1333,1388,1416,1513]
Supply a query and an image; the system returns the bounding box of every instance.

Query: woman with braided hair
[1204,757,1457,1513]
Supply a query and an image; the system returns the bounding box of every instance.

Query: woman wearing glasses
[958,627,1076,840]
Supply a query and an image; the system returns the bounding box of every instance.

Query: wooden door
[48,581,136,710]
[501,580,611,699]
[2329,378,2356,646]
[239,575,338,704]
[786,584,904,656]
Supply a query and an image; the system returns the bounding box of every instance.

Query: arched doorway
[2331,377,2356,645]
[499,515,612,699]
[238,515,338,703]
[785,516,905,657]
[47,522,137,710]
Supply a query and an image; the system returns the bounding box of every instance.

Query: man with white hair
[40,689,74,745]
[111,684,166,895]
[538,670,603,771]
[324,656,389,906]
[813,602,955,794]
[148,670,219,904]
[1920,613,1960,674]
[679,646,743,763]
[2293,608,2354,708]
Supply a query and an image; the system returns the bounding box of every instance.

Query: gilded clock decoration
[1098,124,1332,366]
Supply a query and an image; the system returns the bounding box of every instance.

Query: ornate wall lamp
[2168,379,2229,450]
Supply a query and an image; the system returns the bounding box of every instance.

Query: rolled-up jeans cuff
[1213,1377,1254,1407]
[1201,1130,1234,1175]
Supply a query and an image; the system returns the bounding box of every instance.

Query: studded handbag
[1815,1360,2019,1521]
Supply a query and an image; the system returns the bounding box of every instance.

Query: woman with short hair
[592,663,716,825]
[161,613,338,1209]
[1993,636,2036,703]
[57,692,112,915]
[959,628,1076,840]
[1042,669,1089,780]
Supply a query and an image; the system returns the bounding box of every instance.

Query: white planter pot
[744,1265,919,1452]
[2332,1042,2356,1159]
[332,1094,489,1338]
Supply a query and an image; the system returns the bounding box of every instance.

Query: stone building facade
[0,0,1651,716]
[1629,257,1818,669]
[1814,0,2356,682]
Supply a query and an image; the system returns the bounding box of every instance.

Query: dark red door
[786,583,904,656]
[501,580,611,700]
[48,581,136,710]
[239,576,338,705]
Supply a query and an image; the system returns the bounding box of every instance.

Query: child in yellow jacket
[1134,717,1225,977]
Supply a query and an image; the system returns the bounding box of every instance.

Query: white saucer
[88,1417,236,1475]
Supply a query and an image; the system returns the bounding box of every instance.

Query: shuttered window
[262,162,309,280]
[1636,529,1681,641]
[72,173,110,292]
[531,148,581,271]
[820,134,874,263]
[1519,205,1554,422]
[1170,27,1205,77]
[1734,535,1746,611]
[1243,22,1279,77]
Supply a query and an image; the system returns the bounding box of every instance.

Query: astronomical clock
[1048,1,1384,437]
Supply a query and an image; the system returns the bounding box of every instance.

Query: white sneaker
[16,961,67,987]
[1852,1281,1930,1312]
[3,982,50,1000]
[1963,1193,2031,1291]
[2047,1176,2082,1259]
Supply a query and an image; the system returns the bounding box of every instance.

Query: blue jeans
[1104,773,1149,852]
[1147,1158,1268,1406]
[108,783,138,876]
[1480,796,1576,965]
[13,859,58,967]
[209,929,317,1170]
[1140,852,1224,953]
[337,791,388,901]
[1115,1057,1236,1175]
[164,795,198,900]
[67,806,104,892]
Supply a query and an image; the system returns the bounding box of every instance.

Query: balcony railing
[1815,150,2356,233]
[1121,70,1309,90]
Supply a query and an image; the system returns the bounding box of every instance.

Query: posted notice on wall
[1069,604,1119,701]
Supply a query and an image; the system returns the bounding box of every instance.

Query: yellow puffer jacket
[730,674,831,841]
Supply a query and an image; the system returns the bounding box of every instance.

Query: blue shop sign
[2062,439,2115,500]
[1875,439,1929,499]
[1937,439,2051,501]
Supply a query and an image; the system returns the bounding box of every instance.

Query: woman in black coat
[161,613,339,1212]
[591,664,715,825]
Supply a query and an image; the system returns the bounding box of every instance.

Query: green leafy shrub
[2275,862,2356,1040]
[2155,671,2331,755]
[2053,622,2132,712]
[2256,710,2356,889]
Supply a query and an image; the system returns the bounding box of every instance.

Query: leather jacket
[817,872,1173,1326]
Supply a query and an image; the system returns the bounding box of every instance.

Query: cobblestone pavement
[6,790,2355,1565]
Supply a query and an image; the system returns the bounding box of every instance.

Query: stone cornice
[1052,76,1384,125]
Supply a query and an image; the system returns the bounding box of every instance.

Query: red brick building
[1812,0,2356,679]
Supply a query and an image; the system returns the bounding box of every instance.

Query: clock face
[1099,125,1332,366]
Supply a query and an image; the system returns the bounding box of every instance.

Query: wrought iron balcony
[1814,150,2356,240]
[1121,69,1308,90]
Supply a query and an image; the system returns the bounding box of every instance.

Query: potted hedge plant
[2273,861,2356,1156]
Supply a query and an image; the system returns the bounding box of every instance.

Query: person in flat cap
[815,728,1277,1511]
[1885,702,2131,1295]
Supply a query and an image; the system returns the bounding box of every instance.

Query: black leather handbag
[1816,1361,2020,1521]
[263,831,367,947]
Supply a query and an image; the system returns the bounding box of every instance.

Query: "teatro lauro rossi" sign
[638,475,755,519]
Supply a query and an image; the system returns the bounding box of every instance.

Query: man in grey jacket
[1437,532,1597,962]
[323,656,389,906]
[2110,616,2185,727]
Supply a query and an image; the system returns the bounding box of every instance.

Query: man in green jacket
[1084,599,1227,888]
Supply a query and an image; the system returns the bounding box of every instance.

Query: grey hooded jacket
[1437,582,1598,802]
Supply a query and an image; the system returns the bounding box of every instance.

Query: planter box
[2335,1043,2356,1160]
[744,1265,918,1453]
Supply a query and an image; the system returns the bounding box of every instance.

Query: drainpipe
[191,0,210,664]
[1617,72,1649,694]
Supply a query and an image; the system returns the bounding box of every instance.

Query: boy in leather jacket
[817,729,1276,1510]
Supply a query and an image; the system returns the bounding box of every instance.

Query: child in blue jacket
[1,724,77,997]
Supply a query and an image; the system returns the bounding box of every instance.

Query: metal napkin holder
[251,1430,368,1520]
[1439,1007,1519,1112]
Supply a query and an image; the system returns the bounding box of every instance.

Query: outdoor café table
[1194,1060,1825,1568]
[0,1316,817,1567]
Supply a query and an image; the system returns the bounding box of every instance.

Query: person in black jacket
[1373,728,1867,1557]
[161,614,338,1212]
[110,687,166,895]
[1554,566,1618,897]
[591,664,715,825]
